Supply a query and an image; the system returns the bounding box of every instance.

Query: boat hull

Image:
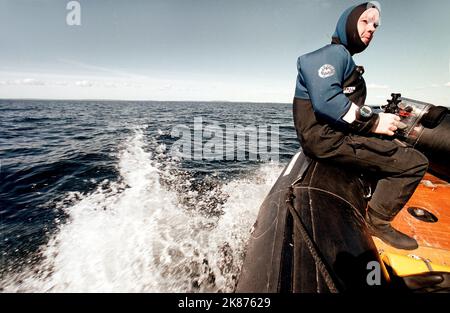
[236,151,384,292]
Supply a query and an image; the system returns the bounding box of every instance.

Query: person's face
[357,8,380,45]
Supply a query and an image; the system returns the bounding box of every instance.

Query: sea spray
[1,127,283,292]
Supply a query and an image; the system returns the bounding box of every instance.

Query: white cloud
[103,82,117,88]
[158,83,172,91]
[367,83,389,89]
[75,80,93,87]
[415,82,450,89]
[54,81,69,86]
[0,70,290,102]
[24,78,44,85]
[58,58,151,80]
[10,78,46,86]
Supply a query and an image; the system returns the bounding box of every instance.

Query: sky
[0,0,449,104]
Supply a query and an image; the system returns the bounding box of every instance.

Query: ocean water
[0,99,299,292]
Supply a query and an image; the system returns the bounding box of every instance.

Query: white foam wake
[1,127,283,292]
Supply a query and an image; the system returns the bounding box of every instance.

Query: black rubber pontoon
[236,151,385,292]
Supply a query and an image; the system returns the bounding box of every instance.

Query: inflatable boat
[236,97,450,293]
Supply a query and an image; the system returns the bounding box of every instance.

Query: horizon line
[0,97,292,105]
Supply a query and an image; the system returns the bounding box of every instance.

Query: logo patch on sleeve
[318,64,335,78]
[343,86,356,94]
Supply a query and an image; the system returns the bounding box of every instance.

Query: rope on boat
[286,186,339,293]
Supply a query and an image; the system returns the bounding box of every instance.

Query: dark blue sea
[0,99,299,292]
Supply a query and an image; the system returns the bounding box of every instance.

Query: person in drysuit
[293,2,429,250]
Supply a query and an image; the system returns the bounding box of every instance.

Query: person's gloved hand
[371,113,401,136]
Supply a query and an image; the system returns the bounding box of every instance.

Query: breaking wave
[1,126,283,292]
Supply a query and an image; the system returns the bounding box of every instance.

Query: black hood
[332,2,381,55]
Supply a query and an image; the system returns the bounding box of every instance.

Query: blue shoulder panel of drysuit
[294,44,356,128]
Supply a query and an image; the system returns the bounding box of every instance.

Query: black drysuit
[293,3,428,221]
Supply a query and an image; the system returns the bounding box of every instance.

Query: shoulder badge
[318,64,335,78]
